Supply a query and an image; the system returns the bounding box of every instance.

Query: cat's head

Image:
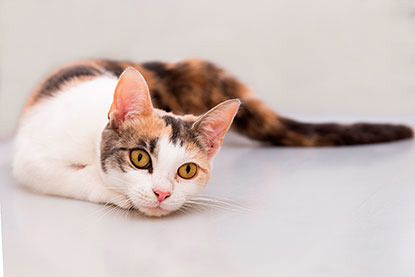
[99,67,239,216]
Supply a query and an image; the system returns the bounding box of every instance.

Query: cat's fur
[13,59,413,216]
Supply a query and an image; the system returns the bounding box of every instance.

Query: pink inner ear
[201,120,227,158]
[195,100,240,159]
[109,67,153,127]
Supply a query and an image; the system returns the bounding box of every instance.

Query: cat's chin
[138,206,173,217]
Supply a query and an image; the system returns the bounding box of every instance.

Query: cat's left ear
[108,67,153,127]
[192,99,240,159]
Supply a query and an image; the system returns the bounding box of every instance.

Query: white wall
[1,0,414,138]
[0,207,3,277]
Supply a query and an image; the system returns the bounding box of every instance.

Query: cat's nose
[152,189,171,202]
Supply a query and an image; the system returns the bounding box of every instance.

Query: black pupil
[186,165,191,174]
[138,153,142,161]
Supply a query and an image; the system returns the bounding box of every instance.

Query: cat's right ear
[108,67,153,128]
[192,99,240,159]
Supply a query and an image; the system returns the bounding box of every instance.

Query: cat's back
[24,60,116,112]
[15,62,122,174]
[20,68,118,134]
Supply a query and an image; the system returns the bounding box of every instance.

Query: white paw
[88,188,131,209]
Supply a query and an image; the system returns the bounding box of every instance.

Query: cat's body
[14,59,413,216]
[15,76,128,207]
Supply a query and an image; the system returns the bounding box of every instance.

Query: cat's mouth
[138,205,173,217]
[124,194,178,217]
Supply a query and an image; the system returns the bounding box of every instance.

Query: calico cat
[13,59,413,217]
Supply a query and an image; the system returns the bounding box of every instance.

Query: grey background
[2,1,415,276]
[1,0,414,138]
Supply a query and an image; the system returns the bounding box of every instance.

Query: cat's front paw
[88,188,131,209]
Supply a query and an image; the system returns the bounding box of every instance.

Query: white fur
[13,77,130,208]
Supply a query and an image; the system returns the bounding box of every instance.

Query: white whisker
[185,194,252,213]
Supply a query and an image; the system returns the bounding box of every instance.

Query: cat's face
[100,112,211,217]
[99,68,239,216]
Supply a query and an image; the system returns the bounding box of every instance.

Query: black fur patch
[149,138,159,154]
[161,115,197,146]
[37,65,101,99]
[142,62,170,79]
[159,63,194,113]
[162,115,182,144]
[280,118,414,146]
[233,102,262,131]
[101,60,125,77]
[150,89,172,112]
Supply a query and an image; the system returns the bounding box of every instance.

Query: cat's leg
[13,150,130,209]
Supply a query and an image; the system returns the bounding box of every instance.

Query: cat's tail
[232,97,413,146]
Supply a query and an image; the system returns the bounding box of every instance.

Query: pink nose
[153,189,171,202]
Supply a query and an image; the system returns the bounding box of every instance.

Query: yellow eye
[178,163,198,179]
[130,149,151,169]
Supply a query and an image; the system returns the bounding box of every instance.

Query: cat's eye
[130,149,151,169]
[177,163,198,179]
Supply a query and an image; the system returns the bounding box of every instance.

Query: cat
[13,59,413,217]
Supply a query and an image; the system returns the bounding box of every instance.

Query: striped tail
[232,98,413,146]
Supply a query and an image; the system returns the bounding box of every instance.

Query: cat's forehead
[114,111,204,155]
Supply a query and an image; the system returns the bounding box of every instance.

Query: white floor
[1,116,414,277]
